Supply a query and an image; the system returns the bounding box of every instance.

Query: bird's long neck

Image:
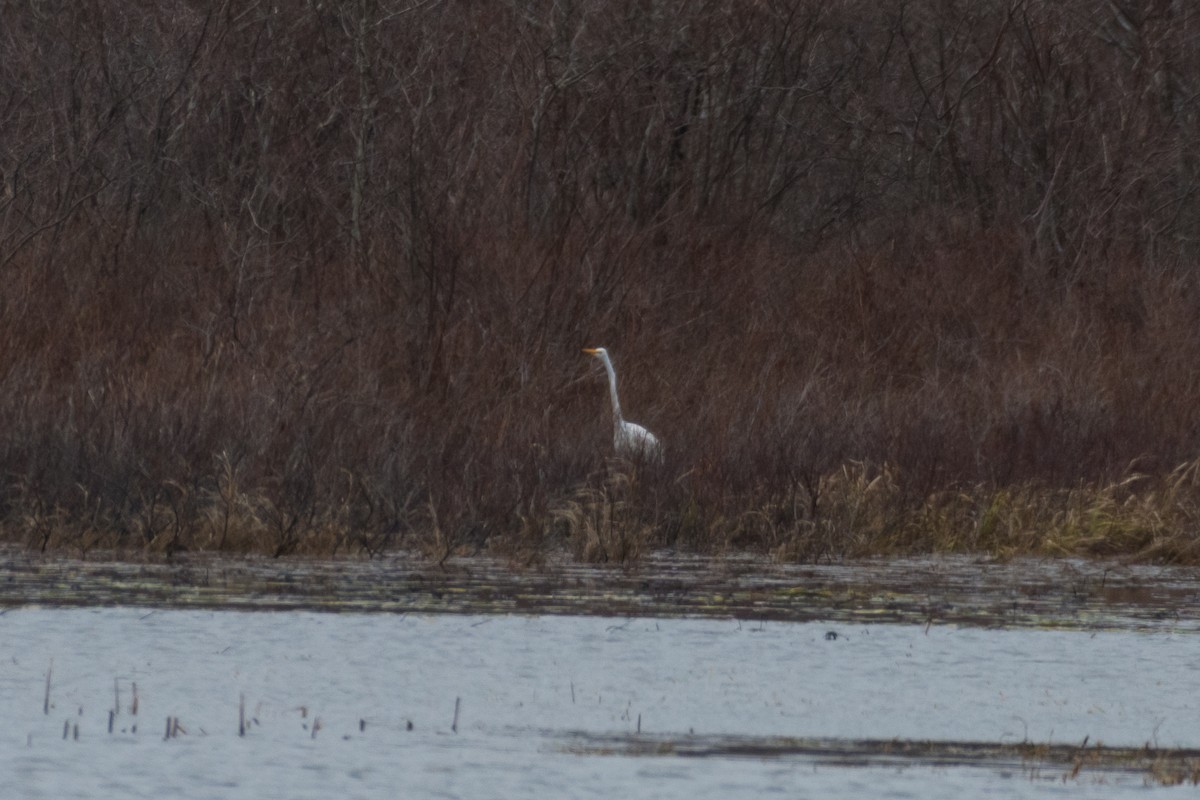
[600,354,624,425]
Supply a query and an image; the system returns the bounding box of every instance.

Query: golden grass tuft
[766,459,1200,564]
[551,462,655,564]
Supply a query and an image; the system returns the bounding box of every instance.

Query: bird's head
[582,347,608,359]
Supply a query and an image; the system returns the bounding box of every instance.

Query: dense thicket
[3,0,1200,557]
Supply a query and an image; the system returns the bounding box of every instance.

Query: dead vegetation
[3,2,1200,561]
[570,732,1200,786]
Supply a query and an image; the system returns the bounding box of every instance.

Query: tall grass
[2,2,1200,561]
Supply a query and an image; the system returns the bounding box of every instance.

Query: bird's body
[583,347,663,462]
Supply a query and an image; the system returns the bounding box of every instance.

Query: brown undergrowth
[4,3,1200,562]
[11,455,1200,565]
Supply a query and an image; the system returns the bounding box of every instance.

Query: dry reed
[2,2,1200,563]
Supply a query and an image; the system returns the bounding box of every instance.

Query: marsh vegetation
[4,2,1200,560]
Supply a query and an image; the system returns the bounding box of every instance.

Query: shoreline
[3,549,1197,632]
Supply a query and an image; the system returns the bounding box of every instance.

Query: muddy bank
[565,732,1200,786]
[3,549,1198,631]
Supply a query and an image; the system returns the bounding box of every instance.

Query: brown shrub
[2,1,1200,560]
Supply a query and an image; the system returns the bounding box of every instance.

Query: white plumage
[583,347,663,462]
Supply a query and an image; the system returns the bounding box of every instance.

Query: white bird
[583,347,663,462]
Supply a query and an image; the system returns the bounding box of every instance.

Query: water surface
[5,607,1200,798]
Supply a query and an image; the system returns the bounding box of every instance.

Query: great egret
[582,347,663,462]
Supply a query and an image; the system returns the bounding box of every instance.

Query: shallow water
[5,607,1200,798]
